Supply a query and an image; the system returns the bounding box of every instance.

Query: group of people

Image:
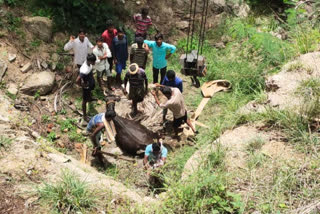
[64,8,196,170]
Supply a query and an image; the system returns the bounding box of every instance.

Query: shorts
[116,62,126,74]
[173,112,188,129]
[97,69,111,78]
[129,86,145,103]
[83,88,93,102]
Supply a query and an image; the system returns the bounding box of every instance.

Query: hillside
[0,0,320,213]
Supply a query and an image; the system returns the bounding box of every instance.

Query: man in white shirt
[93,37,113,91]
[76,54,96,122]
[151,87,196,138]
[64,29,94,69]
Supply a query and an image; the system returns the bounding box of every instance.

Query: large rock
[20,71,55,95]
[23,16,53,42]
[176,21,189,30]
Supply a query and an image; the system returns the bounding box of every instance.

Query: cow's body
[113,116,157,155]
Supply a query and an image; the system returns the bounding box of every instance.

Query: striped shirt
[133,14,152,35]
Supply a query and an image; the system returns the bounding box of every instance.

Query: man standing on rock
[64,29,94,69]
[112,28,128,87]
[156,70,183,123]
[151,86,196,139]
[93,37,113,91]
[76,54,96,122]
[124,63,148,117]
[133,8,153,39]
[144,33,176,84]
[102,20,117,72]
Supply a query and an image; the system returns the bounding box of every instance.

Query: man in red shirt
[133,8,153,39]
[101,20,117,72]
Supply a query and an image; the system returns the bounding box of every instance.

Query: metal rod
[190,0,197,50]
[186,0,194,56]
[200,0,209,54]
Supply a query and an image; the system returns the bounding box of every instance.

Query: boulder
[229,2,250,17]
[23,16,53,42]
[7,83,18,96]
[0,59,8,82]
[8,53,16,63]
[176,21,189,30]
[20,62,32,73]
[20,71,55,95]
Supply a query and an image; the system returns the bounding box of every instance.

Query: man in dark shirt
[76,54,96,122]
[130,36,148,69]
[124,63,148,116]
[112,28,128,86]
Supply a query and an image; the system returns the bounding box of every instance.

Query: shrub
[29,0,124,33]
[38,170,96,213]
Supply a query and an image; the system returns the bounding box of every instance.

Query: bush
[38,170,96,213]
[29,0,124,33]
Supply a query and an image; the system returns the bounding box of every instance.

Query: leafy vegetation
[37,170,96,213]
[0,136,13,150]
[28,0,125,33]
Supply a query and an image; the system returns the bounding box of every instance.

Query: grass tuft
[37,170,96,213]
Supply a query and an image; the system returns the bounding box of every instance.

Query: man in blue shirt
[159,70,183,123]
[143,142,167,169]
[112,28,128,87]
[144,33,176,84]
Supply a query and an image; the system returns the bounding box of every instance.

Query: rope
[190,0,197,50]
[186,0,194,57]
[200,0,209,54]
[196,0,206,61]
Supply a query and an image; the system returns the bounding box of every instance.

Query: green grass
[0,136,13,150]
[37,170,97,213]
[162,144,243,213]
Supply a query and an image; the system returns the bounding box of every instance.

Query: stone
[41,61,48,69]
[8,53,16,63]
[7,83,18,95]
[176,21,189,30]
[51,53,59,62]
[20,71,55,95]
[20,62,32,73]
[51,63,57,71]
[231,2,250,17]
[0,59,8,82]
[53,32,66,43]
[23,16,53,42]
[136,1,141,5]
[213,42,225,49]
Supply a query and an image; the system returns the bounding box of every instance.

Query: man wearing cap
[124,63,148,116]
[130,36,148,69]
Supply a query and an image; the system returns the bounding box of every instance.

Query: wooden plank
[103,119,116,143]
[191,97,210,120]
[195,121,209,129]
[201,80,231,98]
